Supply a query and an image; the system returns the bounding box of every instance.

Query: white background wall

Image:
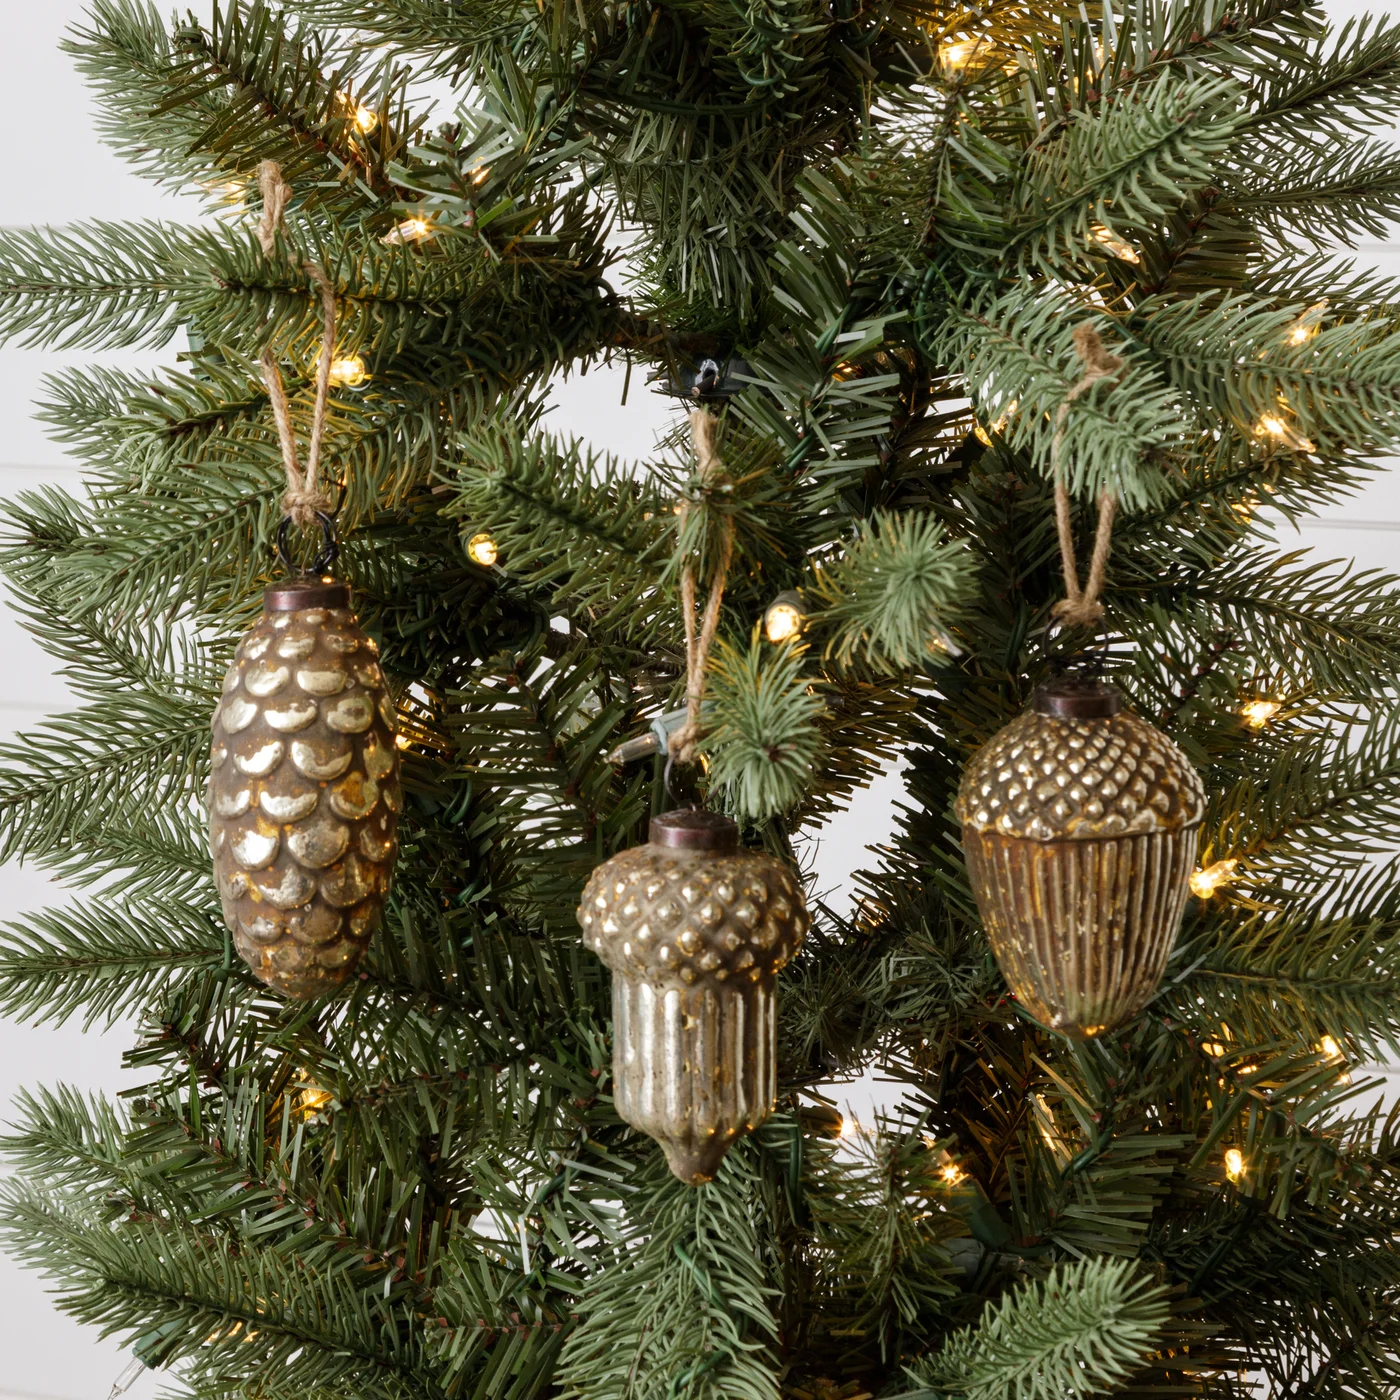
[0,1,1395,1393]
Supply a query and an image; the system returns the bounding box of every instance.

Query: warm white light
[764,598,804,644]
[384,216,434,245]
[395,733,412,751]
[973,398,1017,446]
[1201,1040,1228,1057]
[940,1162,966,1186]
[208,178,245,207]
[467,531,498,567]
[1190,858,1239,899]
[1240,698,1281,730]
[1224,1147,1246,1181]
[352,102,378,134]
[939,37,980,72]
[327,354,369,388]
[1255,414,1315,453]
[1321,1035,1342,1059]
[1089,223,1140,264]
[1286,301,1327,345]
[296,1076,332,1118]
[471,165,491,185]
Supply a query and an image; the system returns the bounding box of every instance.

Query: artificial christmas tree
[1,0,1400,1396]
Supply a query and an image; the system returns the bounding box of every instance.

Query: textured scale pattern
[955,701,1204,1038]
[956,709,1206,842]
[209,598,401,998]
[578,842,808,1183]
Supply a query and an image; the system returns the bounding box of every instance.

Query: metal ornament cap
[208,581,401,998]
[577,812,809,1184]
[264,576,351,612]
[954,683,1206,1039]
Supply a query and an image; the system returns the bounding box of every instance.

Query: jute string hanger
[255,159,337,529]
[668,409,734,766]
[1050,324,1126,629]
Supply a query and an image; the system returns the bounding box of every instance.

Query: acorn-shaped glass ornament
[577,809,809,1184]
[209,517,400,998]
[954,677,1205,1038]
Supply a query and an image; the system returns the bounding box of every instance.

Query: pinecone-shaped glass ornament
[954,677,1205,1038]
[577,810,809,1184]
[209,576,400,998]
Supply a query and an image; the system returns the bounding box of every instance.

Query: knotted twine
[255,159,337,528]
[1050,324,1125,629]
[668,410,735,766]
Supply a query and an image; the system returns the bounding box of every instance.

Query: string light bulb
[1224,1147,1246,1181]
[395,733,413,751]
[384,216,434,246]
[1319,1034,1351,1081]
[1286,300,1327,346]
[1240,698,1281,730]
[934,1146,966,1185]
[336,91,379,133]
[1254,412,1314,453]
[295,1073,332,1118]
[763,591,806,644]
[467,531,499,568]
[939,37,981,73]
[203,178,246,208]
[1190,857,1239,899]
[327,354,369,388]
[1089,223,1140,264]
[972,398,1017,446]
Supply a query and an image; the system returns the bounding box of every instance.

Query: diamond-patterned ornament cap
[955,693,1205,843]
[578,844,807,987]
[209,579,400,998]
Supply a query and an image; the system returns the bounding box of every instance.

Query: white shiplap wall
[0,0,1396,1393]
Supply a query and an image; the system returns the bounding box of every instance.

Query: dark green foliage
[909,1257,1173,1400]
[1,0,1400,1397]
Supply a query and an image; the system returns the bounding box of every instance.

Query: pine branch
[0,897,229,1029]
[702,632,827,821]
[65,0,424,209]
[928,289,1183,509]
[908,1257,1172,1400]
[558,1156,781,1400]
[807,510,972,671]
[1124,292,1400,453]
[1009,70,1243,275]
[447,422,672,640]
[0,1187,444,1399]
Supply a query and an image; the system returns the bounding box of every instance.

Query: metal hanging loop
[276,511,339,577]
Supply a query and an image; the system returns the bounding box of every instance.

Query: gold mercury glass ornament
[954,677,1205,1038]
[209,573,401,998]
[577,809,809,1184]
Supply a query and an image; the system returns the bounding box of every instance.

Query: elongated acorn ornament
[578,809,808,1183]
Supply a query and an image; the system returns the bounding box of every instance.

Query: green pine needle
[910,1257,1173,1400]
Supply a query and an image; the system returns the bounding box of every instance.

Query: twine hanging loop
[1050,324,1125,629]
[255,159,337,531]
[668,410,734,766]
